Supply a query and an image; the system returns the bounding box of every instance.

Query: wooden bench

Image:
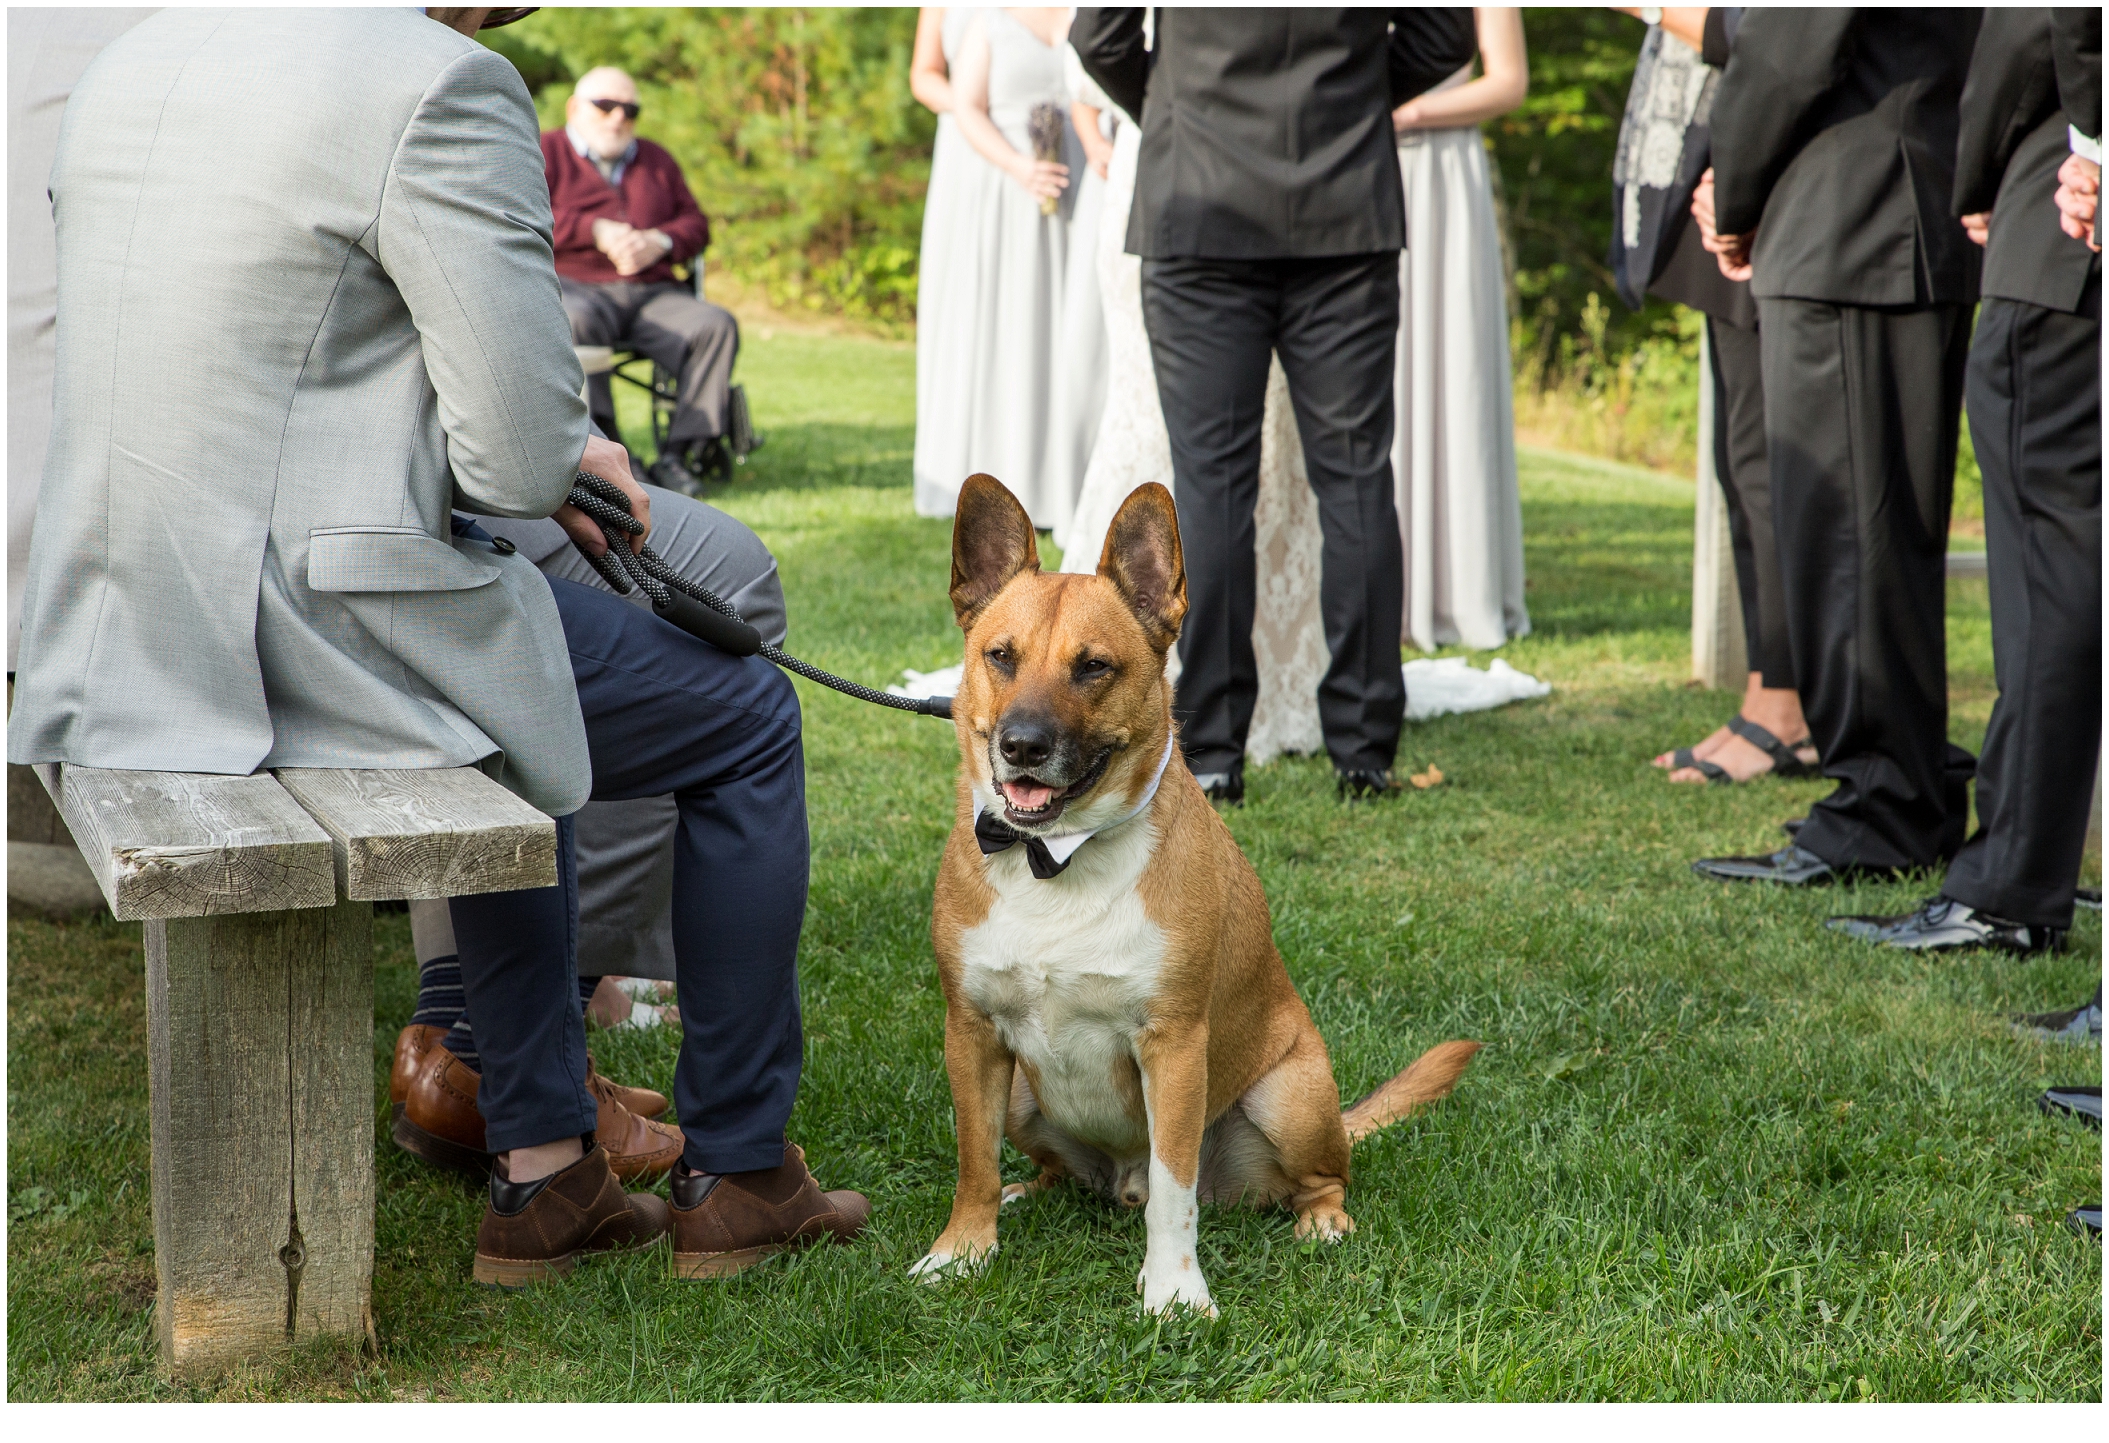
[36,762,556,1380]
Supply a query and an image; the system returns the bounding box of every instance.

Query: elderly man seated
[546,66,746,492]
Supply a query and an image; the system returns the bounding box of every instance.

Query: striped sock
[441,1018,481,1075]
[410,954,464,1031]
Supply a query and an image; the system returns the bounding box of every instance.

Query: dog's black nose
[998,717,1056,770]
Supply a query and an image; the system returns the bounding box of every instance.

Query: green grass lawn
[7,328,2100,1401]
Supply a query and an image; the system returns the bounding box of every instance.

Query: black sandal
[1669,747,1731,785]
[1725,715,1820,778]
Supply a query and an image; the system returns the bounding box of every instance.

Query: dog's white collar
[978,732,1176,868]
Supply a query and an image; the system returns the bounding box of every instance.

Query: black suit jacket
[2052,8,2101,140]
[1072,7,1475,260]
[1954,8,2099,316]
[1712,8,1983,306]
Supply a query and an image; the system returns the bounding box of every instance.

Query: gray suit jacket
[7,8,594,816]
[6,7,158,673]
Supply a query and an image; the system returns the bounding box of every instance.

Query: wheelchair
[584,258,760,496]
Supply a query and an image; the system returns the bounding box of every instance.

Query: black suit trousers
[1707,316,1793,687]
[1759,299,1974,871]
[1141,252,1405,775]
[1942,297,2102,929]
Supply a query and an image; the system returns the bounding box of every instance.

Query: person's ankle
[1741,686,1807,740]
[504,1134,586,1185]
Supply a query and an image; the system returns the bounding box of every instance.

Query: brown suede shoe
[587,1055,668,1121]
[669,1143,870,1278]
[472,1144,671,1288]
[397,1047,682,1182]
[390,1024,449,1123]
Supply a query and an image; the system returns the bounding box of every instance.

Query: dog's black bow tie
[973,809,1072,879]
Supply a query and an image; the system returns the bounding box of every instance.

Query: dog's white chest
[957,817,1164,1152]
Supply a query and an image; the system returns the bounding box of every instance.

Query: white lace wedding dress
[1057,121,1326,766]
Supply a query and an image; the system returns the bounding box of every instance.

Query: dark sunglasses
[478,9,539,29]
[588,98,643,120]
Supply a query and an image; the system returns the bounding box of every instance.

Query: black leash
[566,472,953,720]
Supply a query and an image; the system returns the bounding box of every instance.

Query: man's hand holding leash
[555,434,651,557]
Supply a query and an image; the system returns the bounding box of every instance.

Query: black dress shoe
[2037,1085,2102,1130]
[1193,766,1244,806]
[647,454,704,497]
[1824,895,2065,954]
[1690,843,1840,885]
[2067,1203,2103,1237]
[2012,984,2104,1043]
[1335,768,1395,800]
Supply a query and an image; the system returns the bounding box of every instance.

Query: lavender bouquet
[1027,102,1064,216]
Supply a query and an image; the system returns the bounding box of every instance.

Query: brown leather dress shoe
[390,1024,449,1123]
[586,1069,684,1182]
[472,1144,671,1289]
[670,1143,870,1278]
[396,1045,492,1172]
[397,1047,682,1182]
[587,1055,668,1121]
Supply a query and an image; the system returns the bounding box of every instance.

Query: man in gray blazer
[9,5,619,814]
[9,7,869,1284]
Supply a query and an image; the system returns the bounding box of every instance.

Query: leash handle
[567,472,952,720]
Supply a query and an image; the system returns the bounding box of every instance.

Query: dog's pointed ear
[950,473,1040,631]
[1097,482,1186,653]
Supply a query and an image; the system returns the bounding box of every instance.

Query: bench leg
[145,899,374,1378]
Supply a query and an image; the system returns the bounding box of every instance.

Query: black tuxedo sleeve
[1955,9,2060,216]
[1387,8,1477,106]
[2052,8,2101,140]
[1701,7,1740,70]
[1073,7,1148,123]
[1710,8,1856,236]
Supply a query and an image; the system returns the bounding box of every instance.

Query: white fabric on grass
[890,656,1550,725]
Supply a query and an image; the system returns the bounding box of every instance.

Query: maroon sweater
[541,131,710,287]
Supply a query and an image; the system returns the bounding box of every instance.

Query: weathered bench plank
[36,765,336,920]
[148,899,374,1377]
[273,766,557,900]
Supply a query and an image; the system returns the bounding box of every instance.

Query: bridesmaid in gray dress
[911,7,990,517]
[1390,7,1532,653]
[912,8,1083,529]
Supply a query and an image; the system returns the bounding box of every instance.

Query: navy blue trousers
[451,576,808,1170]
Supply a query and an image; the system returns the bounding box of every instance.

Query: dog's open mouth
[997,748,1112,828]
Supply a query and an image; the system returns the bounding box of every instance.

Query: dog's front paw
[909,1240,996,1282]
[1136,1258,1218,1318]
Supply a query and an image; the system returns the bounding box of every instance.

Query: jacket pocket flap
[308,527,503,593]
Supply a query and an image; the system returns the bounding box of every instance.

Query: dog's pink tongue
[1003,780,1056,811]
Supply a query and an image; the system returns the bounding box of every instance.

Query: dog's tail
[1341,1039,1481,1143]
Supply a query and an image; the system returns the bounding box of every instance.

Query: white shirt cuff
[2070,124,2102,165]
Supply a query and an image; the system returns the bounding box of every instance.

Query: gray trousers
[562,278,740,450]
[471,484,788,981]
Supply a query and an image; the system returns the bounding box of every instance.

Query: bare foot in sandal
[1667,724,1819,783]
[1659,677,1818,783]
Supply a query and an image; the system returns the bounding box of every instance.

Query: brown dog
[913,474,1478,1316]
